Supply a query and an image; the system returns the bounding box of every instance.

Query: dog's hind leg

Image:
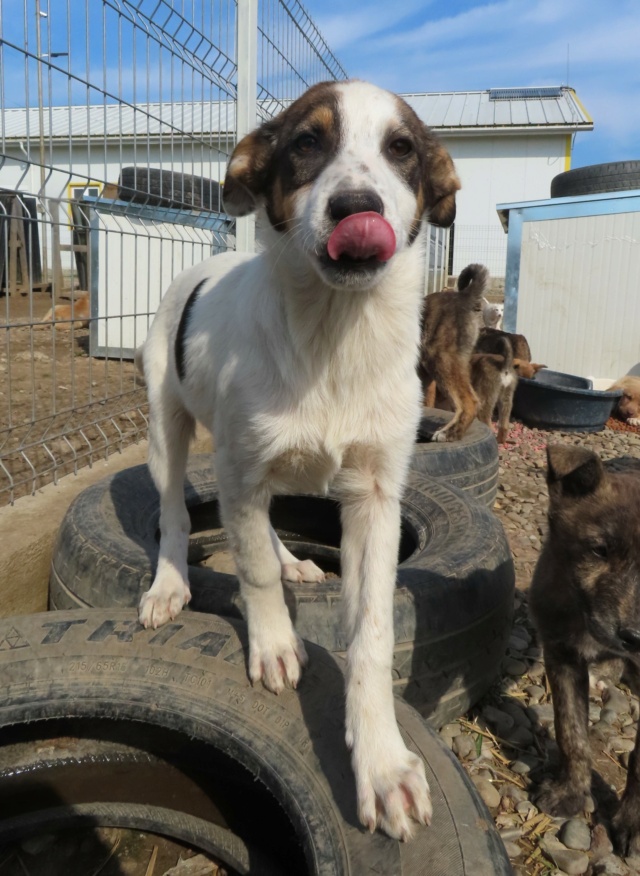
[139,389,195,629]
[422,378,437,409]
[496,383,515,444]
[269,527,325,584]
[431,361,477,442]
[219,480,308,694]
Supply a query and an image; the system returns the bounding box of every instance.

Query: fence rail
[0,0,347,505]
[1,1,450,508]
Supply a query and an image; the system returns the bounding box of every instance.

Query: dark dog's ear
[222,117,283,217]
[423,138,461,228]
[547,445,604,499]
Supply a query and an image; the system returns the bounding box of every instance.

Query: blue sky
[303,0,640,169]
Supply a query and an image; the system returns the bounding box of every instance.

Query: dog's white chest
[266,444,342,495]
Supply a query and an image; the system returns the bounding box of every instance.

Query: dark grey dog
[530,445,640,856]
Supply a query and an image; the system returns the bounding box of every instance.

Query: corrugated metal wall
[516,211,640,378]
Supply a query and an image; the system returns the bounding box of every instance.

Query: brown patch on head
[305,104,334,132]
[223,81,341,230]
[387,96,460,237]
[423,140,461,227]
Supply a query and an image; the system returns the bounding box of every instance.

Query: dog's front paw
[430,428,448,443]
[248,623,308,694]
[281,558,325,584]
[535,779,593,818]
[139,573,191,629]
[354,745,432,841]
[612,799,640,857]
[628,417,640,427]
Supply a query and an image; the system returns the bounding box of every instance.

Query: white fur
[138,81,440,840]
[482,297,503,329]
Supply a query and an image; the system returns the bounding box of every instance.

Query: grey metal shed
[497,189,640,380]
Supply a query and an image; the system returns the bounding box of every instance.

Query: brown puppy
[530,445,640,857]
[470,335,518,443]
[418,263,488,442]
[513,359,547,380]
[476,326,530,361]
[41,291,90,328]
[609,376,640,425]
[475,326,546,381]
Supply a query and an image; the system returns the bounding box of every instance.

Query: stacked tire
[4,413,514,873]
[0,609,512,874]
[49,413,510,729]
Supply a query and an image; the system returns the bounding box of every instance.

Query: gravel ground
[448,420,640,876]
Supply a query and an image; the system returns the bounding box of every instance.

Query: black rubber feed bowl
[513,369,623,432]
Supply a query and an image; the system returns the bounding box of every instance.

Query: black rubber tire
[49,459,514,727]
[118,166,225,213]
[0,804,278,875]
[550,160,640,198]
[412,410,499,507]
[0,733,281,873]
[0,609,511,875]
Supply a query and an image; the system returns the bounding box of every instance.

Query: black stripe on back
[175,279,206,381]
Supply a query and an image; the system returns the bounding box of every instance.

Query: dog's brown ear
[222,118,282,217]
[423,139,461,228]
[547,445,604,499]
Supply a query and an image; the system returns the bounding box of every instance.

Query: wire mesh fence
[0,0,347,505]
[449,224,508,287]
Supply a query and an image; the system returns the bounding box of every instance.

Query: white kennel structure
[498,189,640,379]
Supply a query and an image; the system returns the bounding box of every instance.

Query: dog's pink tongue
[327,212,396,262]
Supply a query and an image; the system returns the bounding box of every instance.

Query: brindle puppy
[418,263,488,442]
[530,445,640,856]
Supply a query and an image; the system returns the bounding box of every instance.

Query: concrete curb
[0,426,213,618]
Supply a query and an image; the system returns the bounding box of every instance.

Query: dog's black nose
[329,190,384,221]
[619,627,640,651]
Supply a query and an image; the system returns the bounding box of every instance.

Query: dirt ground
[0,290,147,504]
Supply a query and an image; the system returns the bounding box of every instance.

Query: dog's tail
[495,334,513,373]
[457,263,490,304]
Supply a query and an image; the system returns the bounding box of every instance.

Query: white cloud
[311,0,433,52]
[304,0,640,165]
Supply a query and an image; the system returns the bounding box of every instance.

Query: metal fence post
[235,0,258,253]
[0,0,346,504]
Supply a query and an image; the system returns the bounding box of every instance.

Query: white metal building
[404,86,593,277]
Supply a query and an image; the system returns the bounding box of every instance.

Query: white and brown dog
[137,79,460,840]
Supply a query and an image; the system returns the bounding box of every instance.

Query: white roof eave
[436,123,594,136]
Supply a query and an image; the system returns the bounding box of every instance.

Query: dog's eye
[591,543,609,560]
[294,133,319,154]
[388,138,413,158]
